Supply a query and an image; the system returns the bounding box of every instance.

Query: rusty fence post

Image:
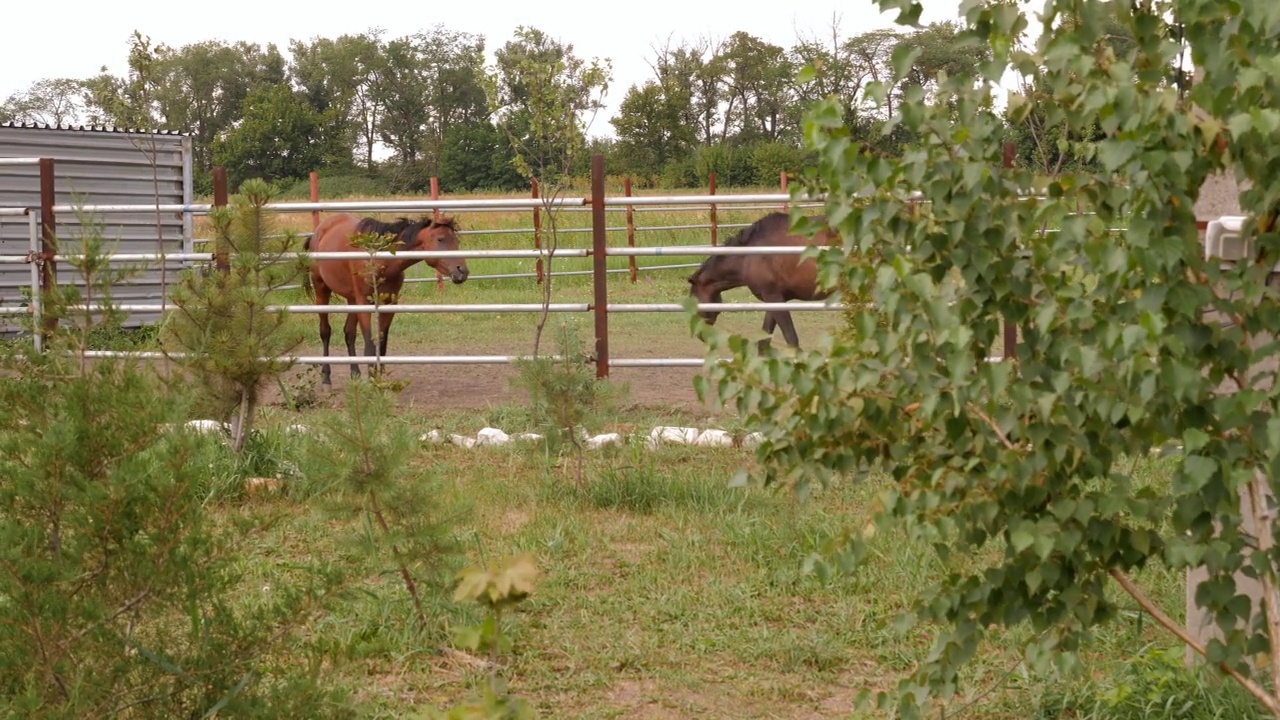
[591,154,609,379]
[38,158,57,340]
[624,176,637,283]
[781,171,789,212]
[430,176,444,292]
[532,179,543,284]
[309,171,319,233]
[709,172,718,246]
[212,167,229,274]
[1002,141,1018,361]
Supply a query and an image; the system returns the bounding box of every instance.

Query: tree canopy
[3,19,999,194]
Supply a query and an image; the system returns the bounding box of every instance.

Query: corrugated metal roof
[0,121,188,136]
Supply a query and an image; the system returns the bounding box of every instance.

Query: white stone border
[420,426,764,450]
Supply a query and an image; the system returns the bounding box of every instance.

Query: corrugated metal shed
[0,123,193,331]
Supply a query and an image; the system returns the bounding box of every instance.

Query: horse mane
[722,211,791,247]
[354,215,458,244]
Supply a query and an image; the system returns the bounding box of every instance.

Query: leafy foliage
[512,321,626,486]
[160,178,308,452]
[418,555,542,720]
[298,379,467,635]
[0,216,348,719]
[698,0,1280,716]
[484,26,611,355]
[213,84,338,191]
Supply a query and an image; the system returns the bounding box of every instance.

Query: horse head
[687,266,723,324]
[413,216,469,284]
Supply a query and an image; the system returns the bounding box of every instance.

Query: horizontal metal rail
[603,193,818,207]
[0,300,839,316]
[399,262,703,284]
[49,197,589,215]
[606,245,814,256]
[0,207,30,217]
[75,351,1006,368]
[608,301,839,312]
[47,248,590,262]
[0,158,41,166]
[76,350,725,366]
[37,244,815,264]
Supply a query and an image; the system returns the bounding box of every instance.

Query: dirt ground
[272,361,714,413]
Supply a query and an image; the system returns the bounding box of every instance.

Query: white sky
[1,0,967,138]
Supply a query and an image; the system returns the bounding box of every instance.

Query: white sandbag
[285,424,309,434]
[449,434,476,448]
[740,432,764,449]
[185,419,229,434]
[695,429,734,447]
[585,432,623,450]
[647,426,701,446]
[514,432,544,442]
[475,427,511,446]
[420,429,444,444]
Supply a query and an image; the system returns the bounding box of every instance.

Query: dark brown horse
[687,211,835,348]
[304,213,470,385]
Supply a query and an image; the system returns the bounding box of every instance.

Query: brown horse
[687,211,835,349]
[304,213,470,385]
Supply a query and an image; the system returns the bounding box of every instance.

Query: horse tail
[300,234,314,300]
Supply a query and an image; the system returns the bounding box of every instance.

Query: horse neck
[708,256,749,293]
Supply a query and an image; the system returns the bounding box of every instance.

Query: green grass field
[213,402,1218,720]
[77,187,1259,719]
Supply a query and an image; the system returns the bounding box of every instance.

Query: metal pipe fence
[4,149,1041,378]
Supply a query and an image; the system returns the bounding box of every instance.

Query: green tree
[375,27,489,191]
[486,25,610,355]
[161,179,308,453]
[439,120,524,191]
[0,78,86,126]
[0,212,346,718]
[699,0,1280,717]
[609,80,696,182]
[714,31,795,143]
[213,84,333,189]
[288,31,386,171]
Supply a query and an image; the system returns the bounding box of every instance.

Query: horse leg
[356,311,377,378]
[315,282,334,386]
[776,310,802,348]
[757,311,778,353]
[377,312,394,360]
[344,313,361,379]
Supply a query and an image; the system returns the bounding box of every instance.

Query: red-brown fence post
[591,154,609,379]
[532,179,543,284]
[624,176,636,283]
[709,172,718,246]
[38,158,57,339]
[781,171,789,212]
[1002,141,1018,361]
[430,176,443,293]
[309,171,319,232]
[212,166,229,274]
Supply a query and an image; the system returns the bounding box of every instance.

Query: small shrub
[511,320,627,486]
[1037,646,1269,720]
[298,380,468,636]
[161,178,309,452]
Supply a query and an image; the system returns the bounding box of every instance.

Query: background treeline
[0,16,1146,195]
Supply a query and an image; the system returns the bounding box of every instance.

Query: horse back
[311,213,361,252]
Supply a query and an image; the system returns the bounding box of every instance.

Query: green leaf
[1011,525,1034,553]
[891,44,923,82]
[1182,428,1210,453]
[1180,456,1218,492]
